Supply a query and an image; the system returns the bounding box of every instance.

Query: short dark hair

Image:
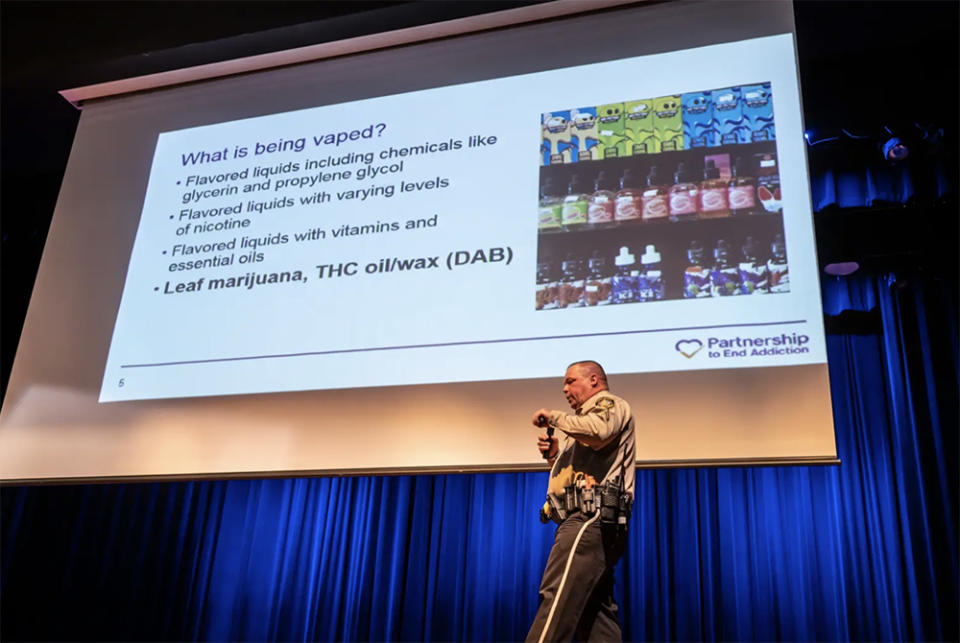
[568,360,608,385]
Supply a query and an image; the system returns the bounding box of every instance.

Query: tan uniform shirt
[545,390,636,521]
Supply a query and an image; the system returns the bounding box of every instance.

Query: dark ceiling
[1,0,957,395]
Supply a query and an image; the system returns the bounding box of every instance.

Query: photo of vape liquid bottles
[536,80,788,310]
[539,148,781,228]
[537,231,788,310]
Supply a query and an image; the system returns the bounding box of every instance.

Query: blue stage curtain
[810,163,915,210]
[2,270,956,642]
[807,145,952,211]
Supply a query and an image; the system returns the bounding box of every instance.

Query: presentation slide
[2,2,837,481]
[100,34,824,402]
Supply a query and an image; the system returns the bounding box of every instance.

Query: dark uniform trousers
[525,512,628,642]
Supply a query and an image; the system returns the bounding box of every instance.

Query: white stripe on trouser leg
[537,510,601,643]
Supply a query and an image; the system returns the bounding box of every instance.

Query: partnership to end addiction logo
[675,339,703,359]
[676,332,811,360]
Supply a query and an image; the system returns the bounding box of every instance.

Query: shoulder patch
[595,397,615,410]
[588,397,614,421]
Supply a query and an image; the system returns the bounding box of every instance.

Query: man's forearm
[546,409,620,448]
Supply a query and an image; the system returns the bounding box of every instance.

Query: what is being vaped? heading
[179,124,389,166]
[178,132,494,168]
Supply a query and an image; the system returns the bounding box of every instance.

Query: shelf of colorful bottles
[534,235,790,310]
[538,140,777,180]
[534,210,787,304]
[537,140,782,233]
[537,209,781,235]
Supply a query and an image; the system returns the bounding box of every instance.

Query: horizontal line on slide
[120,319,807,369]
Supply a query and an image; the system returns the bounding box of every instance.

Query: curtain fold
[2,270,956,642]
[808,148,952,211]
[810,164,916,210]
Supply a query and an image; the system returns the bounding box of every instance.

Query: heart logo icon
[675,339,703,358]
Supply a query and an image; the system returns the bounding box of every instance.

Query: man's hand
[531,408,552,428]
[537,433,558,460]
[533,409,556,460]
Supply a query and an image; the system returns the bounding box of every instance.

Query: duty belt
[539,476,632,525]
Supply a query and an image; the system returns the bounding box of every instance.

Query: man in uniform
[526,360,635,643]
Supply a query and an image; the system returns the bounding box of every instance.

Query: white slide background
[101,34,825,402]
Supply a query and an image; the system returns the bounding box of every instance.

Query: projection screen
[0,0,837,482]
